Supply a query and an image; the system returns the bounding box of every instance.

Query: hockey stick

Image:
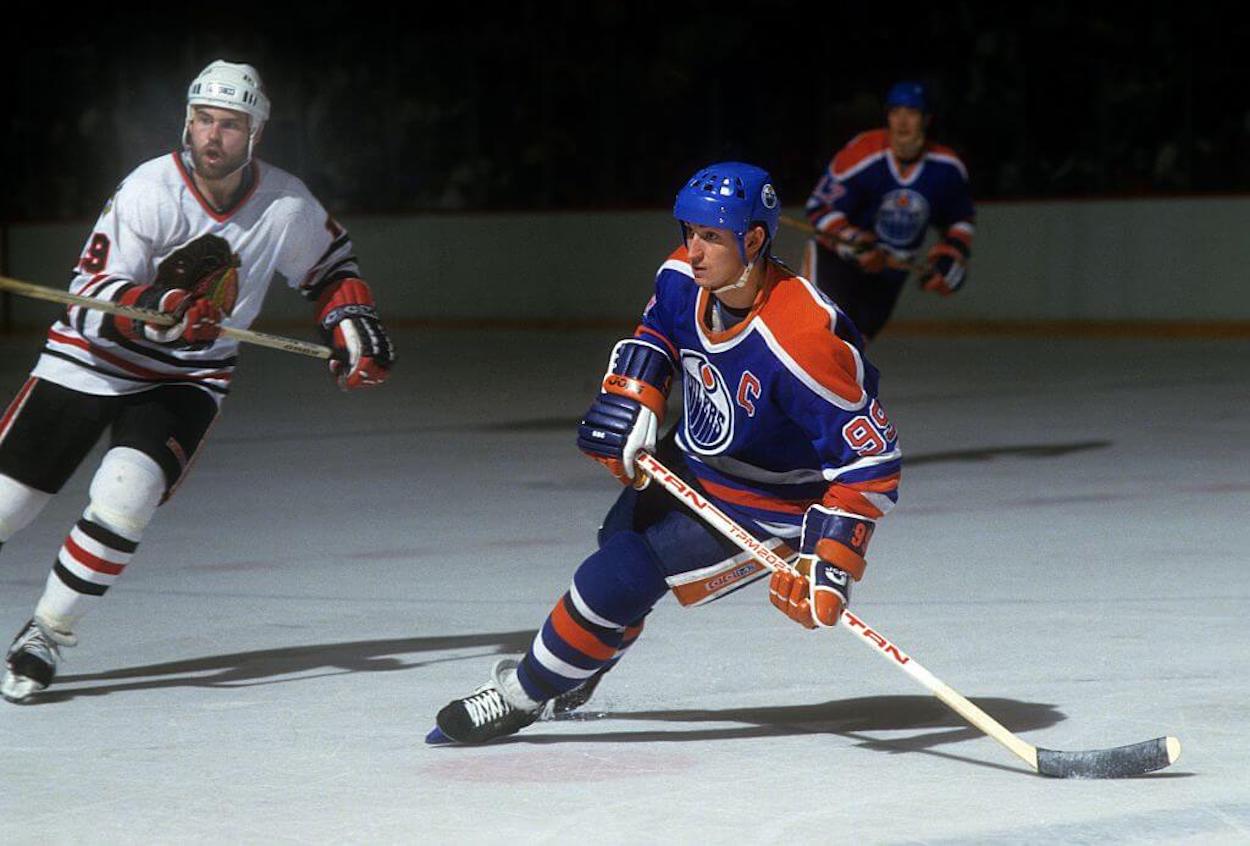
[779,215,925,276]
[0,275,333,360]
[635,451,1181,778]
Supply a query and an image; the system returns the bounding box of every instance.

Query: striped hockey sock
[36,512,140,627]
[517,585,631,702]
[516,530,667,703]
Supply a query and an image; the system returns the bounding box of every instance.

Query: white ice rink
[1,326,1248,844]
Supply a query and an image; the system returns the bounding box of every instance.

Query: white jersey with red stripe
[31,151,357,400]
[637,248,901,539]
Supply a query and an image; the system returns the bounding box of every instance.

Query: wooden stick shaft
[0,275,333,360]
[779,215,925,275]
[635,451,1041,772]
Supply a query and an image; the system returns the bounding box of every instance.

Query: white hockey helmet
[184,60,271,164]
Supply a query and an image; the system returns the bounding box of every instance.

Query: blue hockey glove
[576,339,673,485]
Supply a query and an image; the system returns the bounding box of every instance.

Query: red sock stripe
[62,535,126,576]
[549,597,619,662]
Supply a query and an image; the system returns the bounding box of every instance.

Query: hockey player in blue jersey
[803,81,976,340]
[428,162,901,745]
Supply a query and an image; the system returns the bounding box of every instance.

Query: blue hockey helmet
[673,162,780,264]
[885,80,928,114]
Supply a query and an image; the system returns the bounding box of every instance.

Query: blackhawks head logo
[155,234,241,314]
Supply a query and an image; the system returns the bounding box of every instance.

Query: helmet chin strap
[711,261,753,294]
[712,234,769,294]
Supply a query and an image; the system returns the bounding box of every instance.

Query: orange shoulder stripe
[759,274,866,406]
[833,130,889,176]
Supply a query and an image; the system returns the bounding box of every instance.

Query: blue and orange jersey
[637,248,901,540]
[805,128,975,268]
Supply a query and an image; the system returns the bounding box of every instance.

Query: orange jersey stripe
[832,129,889,176]
[759,274,866,406]
[821,488,888,520]
[697,477,809,515]
[843,474,901,494]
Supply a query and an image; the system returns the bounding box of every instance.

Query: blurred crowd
[6,2,1247,222]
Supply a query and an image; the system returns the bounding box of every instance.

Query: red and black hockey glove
[316,278,396,390]
[116,285,224,349]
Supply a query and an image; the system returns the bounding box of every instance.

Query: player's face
[887,106,926,160]
[187,106,252,180]
[684,223,747,289]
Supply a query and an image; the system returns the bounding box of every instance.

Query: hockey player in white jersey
[0,60,395,702]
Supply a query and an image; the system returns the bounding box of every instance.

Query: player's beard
[190,142,249,181]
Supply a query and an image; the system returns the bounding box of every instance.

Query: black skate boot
[427,659,540,745]
[544,666,609,719]
[2,618,73,703]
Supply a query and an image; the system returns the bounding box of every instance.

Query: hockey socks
[38,511,141,629]
[516,532,665,703]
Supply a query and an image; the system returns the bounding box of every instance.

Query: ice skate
[543,666,608,720]
[2,618,72,703]
[427,659,540,745]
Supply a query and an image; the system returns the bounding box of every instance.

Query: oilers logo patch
[681,351,734,453]
[874,188,930,246]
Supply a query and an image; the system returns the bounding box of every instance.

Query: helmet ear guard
[672,161,780,264]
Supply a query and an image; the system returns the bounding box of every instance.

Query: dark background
[5,2,1247,222]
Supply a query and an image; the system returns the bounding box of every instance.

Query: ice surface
[1,328,1247,844]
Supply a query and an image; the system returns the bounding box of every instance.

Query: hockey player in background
[0,60,395,702]
[803,81,975,340]
[428,162,900,744]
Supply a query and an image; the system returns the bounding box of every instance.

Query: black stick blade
[1036,736,1181,778]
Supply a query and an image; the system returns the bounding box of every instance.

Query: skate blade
[425,725,454,745]
[547,709,607,723]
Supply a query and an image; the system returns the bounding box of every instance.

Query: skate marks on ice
[28,630,536,704]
